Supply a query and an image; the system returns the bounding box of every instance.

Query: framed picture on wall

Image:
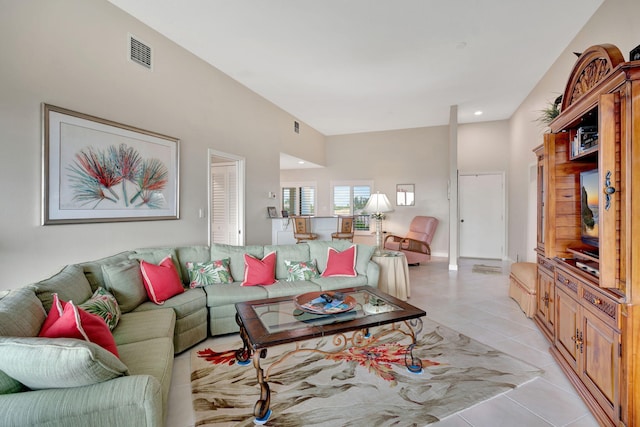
[42,104,180,225]
[267,206,278,218]
[396,184,415,206]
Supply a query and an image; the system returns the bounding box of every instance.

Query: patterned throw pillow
[284,259,320,281]
[79,287,121,331]
[186,259,234,288]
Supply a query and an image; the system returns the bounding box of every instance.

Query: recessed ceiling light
[298,161,305,164]
[474,110,483,116]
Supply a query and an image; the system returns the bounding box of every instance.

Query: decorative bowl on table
[294,291,356,315]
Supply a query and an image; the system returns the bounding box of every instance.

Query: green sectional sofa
[0,240,378,427]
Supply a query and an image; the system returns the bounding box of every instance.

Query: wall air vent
[129,34,152,70]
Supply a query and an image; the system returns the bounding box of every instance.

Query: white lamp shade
[363,192,394,214]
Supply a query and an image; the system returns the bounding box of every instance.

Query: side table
[372,251,411,301]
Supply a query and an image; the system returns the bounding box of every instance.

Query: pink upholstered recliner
[384,216,438,265]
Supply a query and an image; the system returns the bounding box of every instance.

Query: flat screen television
[580,169,599,249]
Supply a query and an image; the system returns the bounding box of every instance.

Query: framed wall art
[42,104,180,224]
[267,206,278,218]
[396,184,415,206]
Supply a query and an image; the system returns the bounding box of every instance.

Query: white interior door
[209,150,245,246]
[459,173,505,259]
[211,163,238,245]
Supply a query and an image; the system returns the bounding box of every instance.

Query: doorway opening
[208,149,245,246]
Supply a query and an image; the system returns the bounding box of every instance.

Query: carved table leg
[253,348,271,424]
[235,312,252,366]
[404,318,424,373]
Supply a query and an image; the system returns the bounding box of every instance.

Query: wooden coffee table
[234,286,426,424]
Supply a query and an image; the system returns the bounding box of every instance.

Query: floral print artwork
[67,143,168,209]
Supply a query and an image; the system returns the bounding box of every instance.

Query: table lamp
[363,192,394,255]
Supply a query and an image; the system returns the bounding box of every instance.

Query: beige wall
[458,120,510,173]
[2,0,639,290]
[281,121,510,258]
[283,126,452,257]
[508,0,640,262]
[0,0,325,289]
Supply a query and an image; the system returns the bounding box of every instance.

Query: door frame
[207,148,245,246]
[458,171,507,260]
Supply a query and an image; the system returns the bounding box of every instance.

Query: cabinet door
[555,287,580,373]
[536,270,554,335]
[598,92,620,289]
[581,310,620,420]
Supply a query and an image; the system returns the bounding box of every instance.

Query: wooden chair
[331,216,354,241]
[384,216,438,265]
[292,216,318,243]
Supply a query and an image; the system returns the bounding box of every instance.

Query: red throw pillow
[39,297,119,357]
[139,256,184,304]
[321,245,358,277]
[241,251,277,286]
[39,293,67,336]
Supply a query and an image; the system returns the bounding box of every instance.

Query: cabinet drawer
[581,286,620,330]
[556,270,579,295]
[537,255,555,277]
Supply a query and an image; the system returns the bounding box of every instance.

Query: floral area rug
[191,318,542,426]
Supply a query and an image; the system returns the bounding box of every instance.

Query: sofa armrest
[366,260,380,287]
[0,375,163,427]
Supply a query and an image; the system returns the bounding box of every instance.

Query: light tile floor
[166,257,599,427]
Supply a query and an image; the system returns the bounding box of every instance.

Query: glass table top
[250,288,402,334]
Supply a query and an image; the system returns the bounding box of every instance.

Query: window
[281,182,316,215]
[331,181,372,231]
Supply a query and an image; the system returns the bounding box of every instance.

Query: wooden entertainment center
[534,44,639,426]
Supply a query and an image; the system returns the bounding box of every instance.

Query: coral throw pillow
[241,251,277,286]
[139,256,184,304]
[39,294,119,357]
[321,245,358,277]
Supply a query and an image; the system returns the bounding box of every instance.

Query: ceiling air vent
[129,34,152,70]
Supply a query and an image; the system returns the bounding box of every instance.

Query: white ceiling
[108,0,603,136]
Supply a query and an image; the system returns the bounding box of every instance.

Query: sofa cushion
[263,280,322,298]
[311,274,369,290]
[140,256,185,305]
[39,296,119,357]
[113,309,175,347]
[203,283,269,307]
[133,288,205,320]
[264,244,311,280]
[0,337,128,390]
[210,244,264,284]
[0,369,25,394]
[79,287,121,331]
[117,337,173,410]
[31,264,93,313]
[186,259,233,287]
[284,259,320,281]
[241,252,277,286]
[321,245,357,277]
[0,288,46,337]
[101,260,148,313]
[79,251,134,292]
